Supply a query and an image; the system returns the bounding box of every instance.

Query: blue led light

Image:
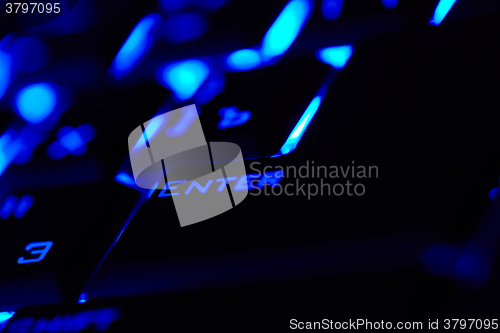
[13,195,34,218]
[381,0,398,9]
[274,96,322,156]
[429,0,457,26]
[0,50,11,100]
[317,45,354,70]
[47,124,96,159]
[114,15,157,69]
[160,60,210,100]
[321,0,343,20]
[260,0,311,61]
[0,131,23,177]
[115,172,136,186]
[0,312,15,322]
[112,14,160,79]
[78,293,88,304]
[16,83,57,124]
[0,133,12,177]
[226,49,262,71]
[109,198,145,249]
[217,106,251,129]
[0,195,17,219]
[0,311,15,329]
[0,150,8,173]
[60,131,84,151]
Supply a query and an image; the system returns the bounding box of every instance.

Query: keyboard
[1,0,500,331]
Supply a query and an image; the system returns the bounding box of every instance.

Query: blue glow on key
[0,131,23,177]
[226,49,262,71]
[115,172,136,186]
[429,0,457,26]
[161,60,210,100]
[260,0,311,61]
[381,0,398,9]
[0,195,17,219]
[78,293,88,304]
[0,135,9,177]
[217,106,251,129]
[321,0,343,20]
[112,14,160,79]
[60,131,84,151]
[0,153,9,177]
[16,83,57,124]
[114,15,157,69]
[0,51,11,100]
[13,195,34,218]
[48,125,96,159]
[317,45,353,69]
[275,96,322,156]
[0,311,15,328]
